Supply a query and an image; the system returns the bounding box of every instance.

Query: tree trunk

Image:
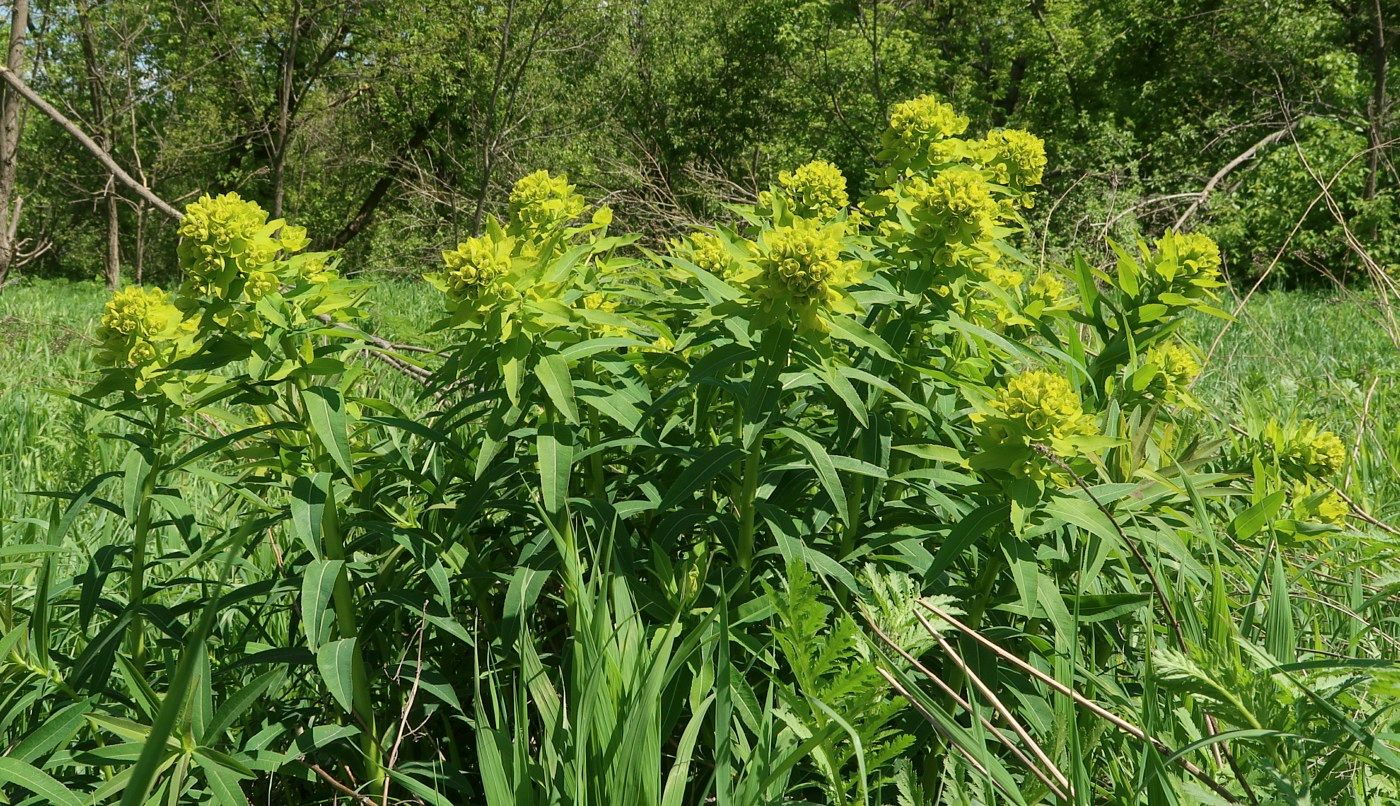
[0,0,31,288]
[104,182,119,289]
[77,0,120,288]
[1365,0,1388,203]
[272,0,301,218]
[133,200,144,283]
[328,104,447,250]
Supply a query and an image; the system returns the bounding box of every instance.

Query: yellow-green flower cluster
[905,168,1001,244]
[437,235,516,301]
[1143,340,1201,403]
[684,231,738,280]
[1152,231,1224,301]
[1293,483,1349,525]
[983,371,1097,444]
[1266,421,1346,479]
[97,286,184,370]
[579,291,630,337]
[179,194,271,294]
[509,170,586,235]
[776,160,850,220]
[1305,430,1346,477]
[973,370,1099,479]
[1315,491,1349,524]
[886,95,969,156]
[176,193,318,307]
[1028,272,1067,307]
[980,129,1046,205]
[751,219,853,306]
[986,266,1025,290]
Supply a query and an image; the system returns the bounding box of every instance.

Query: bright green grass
[1188,289,1400,519]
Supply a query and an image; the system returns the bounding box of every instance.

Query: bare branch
[0,64,182,220]
[1174,126,1294,230]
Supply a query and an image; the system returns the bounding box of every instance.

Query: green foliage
[2,94,1399,806]
[1208,117,1400,285]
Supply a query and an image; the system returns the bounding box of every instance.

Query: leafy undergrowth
[1,98,1399,805]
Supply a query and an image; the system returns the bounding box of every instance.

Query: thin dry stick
[864,616,1070,800]
[919,600,1241,804]
[308,763,379,806]
[1174,127,1295,230]
[875,668,999,782]
[383,604,430,806]
[0,65,181,220]
[915,611,1069,793]
[1345,376,1380,490]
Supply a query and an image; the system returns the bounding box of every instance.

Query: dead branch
[1174,126,1294,230]
[0,64,181,221]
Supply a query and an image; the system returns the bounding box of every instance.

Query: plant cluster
[2,95,1396,806]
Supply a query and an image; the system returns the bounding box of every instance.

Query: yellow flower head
[906,167,1000,240]
[245,270,280,300]
[99,286,180,339]
[986,266,1025,290]
[97,286,186,370]
[278,224,310,253]
[972,370,1099,480]
[981,129,1047,191]
[777,160,850,220]
[177,192,290,301]
[887,95,969,154]
[438,234,516,300]
[1307,430,1346,477]
[509,170,586,234]
[1315,491,1349,524]
[1144,340,1201,402]
[983,370,1097,445]
[752,219,853,306]
[296,253,336,285]
[1029,272,1067,306]
[1153,231,1223,296]
[1266,420,1346,479]
[684,231,738,279]
[178,192,269,250]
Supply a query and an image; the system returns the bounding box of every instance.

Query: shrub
[4,95,1395,805]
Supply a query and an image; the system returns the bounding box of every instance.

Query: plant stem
[127,403,167,667]
[322,476,385,791]
[736,443,762,573]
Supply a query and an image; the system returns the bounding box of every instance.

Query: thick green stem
[736,444,762,573]
[127,404,168,667]
[294,380,383,790]
[321,495,383,788]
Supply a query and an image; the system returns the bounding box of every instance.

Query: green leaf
[1232,490,1286,540]
[0,758,84,806]
[537,421,574,514]
[317,638,358,714]
[535,352,579,423]
[302,386,354,477]
[827,314,901,362]
[658,444,744,513]
[290,473,329,558]
[201,669,285,744]
[10,700,90,764]
[194,751,252,806]
[776,427,849,524]
[301,559,343,651]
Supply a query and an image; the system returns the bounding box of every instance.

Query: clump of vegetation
[0,95,1396,806]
